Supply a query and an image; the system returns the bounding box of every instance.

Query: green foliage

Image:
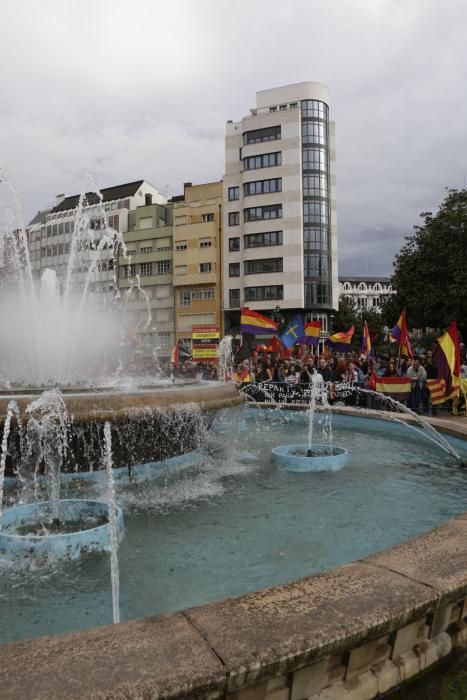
[334,296,389,354]
[441,670,467,700]
[386,188,467,339]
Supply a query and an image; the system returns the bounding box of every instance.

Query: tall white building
[223,82,338,333]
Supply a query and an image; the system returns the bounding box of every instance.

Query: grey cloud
[1,0,466,274]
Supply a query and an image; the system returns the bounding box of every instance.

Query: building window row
[303,201,328,224]
[244,178,282,196]
[305,253,329,277]
[303,174,328,198]
[304,227,327,250]
[301,100,328,120]
[243,152,281,171]
[244,204,282,222]
[305,281,330,306]
[301,121,327,146]
[179,288,215,306]
[244,285,283,302]
[243,125,281,145]
[302,148,328,172]
[245,257,283,275]
[41,242,71,257]
[123,260,171,278]
[244,230,283,248]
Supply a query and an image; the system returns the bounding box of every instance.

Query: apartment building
[223,82,338,334]
[118,202,174,359]
[171,181,223,348]
[27,180,166,299]
[339,276,394,313]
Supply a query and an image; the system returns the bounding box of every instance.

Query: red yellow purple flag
[390,308,413,358]
[325,325,354,352]
[432,321,461,400]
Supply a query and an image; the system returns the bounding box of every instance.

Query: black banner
[239,381,390,411]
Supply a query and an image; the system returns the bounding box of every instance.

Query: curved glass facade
[301,99,331,309]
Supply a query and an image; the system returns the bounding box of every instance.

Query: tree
[381,189,467,339]
[333,296,388,354]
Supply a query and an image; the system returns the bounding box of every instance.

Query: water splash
[103,422,120,624]
[218,336,233,382]
[0,400,19,523]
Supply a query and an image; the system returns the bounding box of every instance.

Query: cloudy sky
[1,0,466,275]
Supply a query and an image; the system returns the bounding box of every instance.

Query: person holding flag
[362,320,374,359]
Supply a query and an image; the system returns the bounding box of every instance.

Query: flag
[325,325,354,352]
[170,344,179,367]
[234,333,255,364]
[240,307,278,335]
[427,378,447,405]
[375,377,412,402]
[269,335,293,359]
[390,308,413,358]
[432,321,461,401]
[362,321,373,359]
[303,320,321,346]
[279,315,305,349]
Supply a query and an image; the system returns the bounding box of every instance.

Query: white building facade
[28,180,166,299]
[223,82,338,333]
[339,276,394,313]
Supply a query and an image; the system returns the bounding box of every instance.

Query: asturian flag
[279,315,306,349]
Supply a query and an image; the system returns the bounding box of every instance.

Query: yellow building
[172,181,223,348]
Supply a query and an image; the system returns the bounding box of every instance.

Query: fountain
[271,372,349,471]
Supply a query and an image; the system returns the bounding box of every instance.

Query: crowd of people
[231,341,467,415]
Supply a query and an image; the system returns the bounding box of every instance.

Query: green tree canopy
[380,188,467,339]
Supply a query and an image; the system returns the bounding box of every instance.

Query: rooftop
[51,180,146,213]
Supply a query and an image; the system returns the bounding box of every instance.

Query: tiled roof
[51,180,145,213]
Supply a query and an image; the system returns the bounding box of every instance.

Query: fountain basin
[272,443,349,472]
[0,499,124,563]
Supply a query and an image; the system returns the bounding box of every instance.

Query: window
[107,258,114,269]
[58,244,64,255]
[176,241,187,250]
[140,262,153,276]
[175,265,187,275]
[157,260,171,274]
[243,126,281,145]
[244,231,283,248]
[244,204,282,222]
[243,178,282,196]
[108,215,119,230]
[139,217,153,230]
[269,106,277,113]
[180,290,191,306]
[229,289,240,307]
[279,104,287,111]
[304,227,328,249]
[200,262,212,273]
[244,285,283,301]
[302,148,327,171]
[229,237,240,252]
[305,254,328,277]
[158,332,170,350]
[305,282,330,306]
[123,264,136,277]
[199,238,212,248]
[303,201,328,224]
[179,288,215,306]
[302,174,328,198]
[65,243,70,254]
[244,258,283,274]
[301,100,328,120]
[243,152,281,171]
[141,246,153,254]
[228,186,240,201]
[229,262,240,277]
[228,212,240,226]
[156,237,171,250]
[302,122,327,145]
[202,213,214,222]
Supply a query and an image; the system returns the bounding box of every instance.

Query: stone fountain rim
[0,411,465,699]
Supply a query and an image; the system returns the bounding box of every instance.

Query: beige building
[171,181,223,348]
[223,82,338,333]
[118,202,174,361]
